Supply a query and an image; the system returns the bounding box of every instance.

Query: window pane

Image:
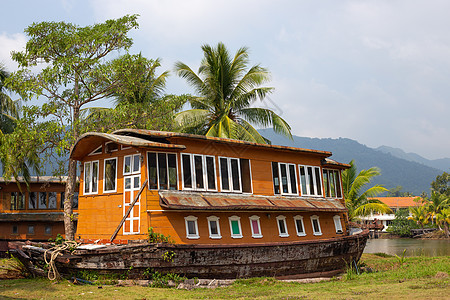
[251,220,260,235]
[335,170,342,198]
[278,219,286,234]
[323,170,330,197]
[12,225,18,234]
[194,155,204,189]
[299,166,307,195]
[29,192,37,209]
[240,159,252,193]
[125,177,131,189]
[133,154,140,173]
[272,162,280,194]
[84,162,91,193]
[220,158,229,191]
[289,165,297,194]
[133,176,140,189]
[73,192,79,209]
[280,164,289,193]
[168,154,178,190]
[60,192,64,209]
[92,161,98,193]
[329,171,336,197]
[45,226,52,235]
[206,156,216,190]
[39,192,47,209]
[182,154,192,189]
[231,220,240,235]
[209,220,218,235]
[313,219,320,233]
[314,167,322,196]
[28,225,34,234]
[48,192,57,209]
[17,193,25,209]
[296,219,304,234]
[158,153,168,190]
[147,153,158,189]
[307,167,315,195]
[187,220,196,235]
[105,159,117,191]
[124,156,131,174]
[10,192,17,210]
[230,159,240,191]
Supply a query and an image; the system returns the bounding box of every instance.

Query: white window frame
[276,215,289,237]
[293,215,306,237]
[181,153,217,191]
[333,215,343,234]
[323,169,343,199]
[310,215,323,236]
[83,160,99,195]
[124,154,141,176]
[272,162,299,196]
[298,165,323,197]
[103,157,118,193]
[88,145,102,156]
[219,157,242,193]
[184,215,200,239]
[147,152,179,190]
[228,215,243,238]
[249,215,263,238]
[207,215,222,239]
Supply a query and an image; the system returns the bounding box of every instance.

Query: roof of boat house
[71,129,343,161]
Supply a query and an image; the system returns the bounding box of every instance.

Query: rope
[44,241,79,281]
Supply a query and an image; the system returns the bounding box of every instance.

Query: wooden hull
[15,230,368,279]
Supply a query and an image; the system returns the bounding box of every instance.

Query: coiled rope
[44,241,79,281]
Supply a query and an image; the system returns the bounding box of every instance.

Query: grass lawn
[0,254,449,299]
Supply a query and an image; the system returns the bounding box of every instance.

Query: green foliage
[162,251,176,262]
[409,206,431,230]
[387,186,413,197]
[431,172,450,196]
[342,160,390,221]
[372,252,394,258]
[174,42,292,143]
[394,249,407,266]
[48,234,65,245]
[143,269,186,288]
[148,227,173,244]
[386,208,417,237]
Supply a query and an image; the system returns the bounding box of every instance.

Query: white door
[123,174,141,234]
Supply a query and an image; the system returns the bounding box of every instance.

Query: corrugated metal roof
[321,158,351,169]
[113,129,332,157]
[159,191,346,212]
[71,132,186,160]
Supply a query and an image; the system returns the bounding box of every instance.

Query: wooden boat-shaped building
[17,129,368,279]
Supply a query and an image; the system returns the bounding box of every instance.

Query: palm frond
[239,107,292,139]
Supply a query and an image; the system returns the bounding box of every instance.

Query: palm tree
[0,63,19,134]
[409,206,430,234]
[174,42,292,143]
[342,160,391,221]
[436,208,450,238]
[423,192,449,226]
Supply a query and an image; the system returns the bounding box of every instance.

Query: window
[333,215,343,234]
[12,225,18,235]
[48,192,57,209]
[184,216,199,239]
[27,225,35,235]
[207,216,221,239]
[323,169,342,198]
[310,215,322,236]
[105,142,119,152]
[219,157,252,193]
[44,225,52,235]
[124,154,140,175]
[84,160,99,194]
[29,192,37,209]
[272,162,298,195]
[276,215,289,237]
[104,157,118,192]
[181,153,216,191]
[228,216,243,238]
[38,192,47,209]
[249,215,262,238]
[299,165,322,196]
[10,192,24,210]
[293,215,306,236]
[148,152,178,190]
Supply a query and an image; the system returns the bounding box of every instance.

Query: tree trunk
[444,223,450,239]
[64,159,77,240]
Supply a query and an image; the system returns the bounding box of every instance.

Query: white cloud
[0,33,27,71]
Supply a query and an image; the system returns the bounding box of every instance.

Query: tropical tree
[0,63,19,134]
[342,160,391,221]
[7,15,139,240]
[174,42,292,143]
[436,208,450,238]
[423,192,449,226]
[431,172,450,196]
[409,205,430,234]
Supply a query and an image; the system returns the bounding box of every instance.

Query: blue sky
[1,0,450,160]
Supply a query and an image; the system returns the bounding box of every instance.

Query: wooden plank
[110,179,148,242]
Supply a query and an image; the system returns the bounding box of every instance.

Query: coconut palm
[174,42,292,143]
[424,192,449,226]
[0,63,19,134]
[436,208,450,238]
[409,205,430,234]
[342,160,391,221]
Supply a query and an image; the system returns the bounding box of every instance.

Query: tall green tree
[0,63,19,134]
[431,172,450,196]
[174,42,292,143]
[409,205,430,234]
[7,15,139,240]
[423,191,449,226]
[342,160,391,221]
[436,208,450,238]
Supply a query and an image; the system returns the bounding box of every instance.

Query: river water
[364,238,450,256]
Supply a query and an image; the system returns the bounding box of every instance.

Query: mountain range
[259,129,449,196]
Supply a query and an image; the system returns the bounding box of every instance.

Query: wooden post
[110,179,148,243]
